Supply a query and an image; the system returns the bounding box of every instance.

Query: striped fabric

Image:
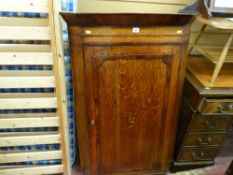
[61,0,77,165]
[0,0,77,165]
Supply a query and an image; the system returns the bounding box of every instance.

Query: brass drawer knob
[218,103,233,113]
[198,137,212,145]
[205,120,218,129]
[192,151,205,161]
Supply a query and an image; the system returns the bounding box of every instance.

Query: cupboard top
[61,13,194,27]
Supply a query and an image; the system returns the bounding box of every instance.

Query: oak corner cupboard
[61,13,194,175]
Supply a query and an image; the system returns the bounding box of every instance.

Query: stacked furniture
[0,0,71,174]
[62,13,193,175]
[173,16,233,171]
[174,63,233,170]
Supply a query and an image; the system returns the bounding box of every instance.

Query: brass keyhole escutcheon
[91,119,95,125]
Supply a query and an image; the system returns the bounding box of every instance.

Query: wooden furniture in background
[62,13,193,175]
[0,0,71,174]
[189,16,233,86]
[179,0,210,18]
[173,56,233,171]
[187,56,233,88]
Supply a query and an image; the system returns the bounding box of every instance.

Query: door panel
[85,46,180,175]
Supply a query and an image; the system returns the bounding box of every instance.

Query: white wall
[77,0,194,13]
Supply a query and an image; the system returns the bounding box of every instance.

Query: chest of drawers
[173,74,233,171]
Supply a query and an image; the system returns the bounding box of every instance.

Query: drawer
[178,147,219,162]
[190,115,232,131]
[184,132,226,147]
[199,98,233,114]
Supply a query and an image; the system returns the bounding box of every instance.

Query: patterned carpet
[170,161,232,175]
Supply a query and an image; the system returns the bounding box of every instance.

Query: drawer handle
[192,151,205,161]
[198,137,212,145]
[218,104,233,113]
[205,120,217,129]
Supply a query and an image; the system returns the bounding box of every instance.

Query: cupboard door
[85,46,181,175]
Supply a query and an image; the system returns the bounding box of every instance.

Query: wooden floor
[71,126,233,175]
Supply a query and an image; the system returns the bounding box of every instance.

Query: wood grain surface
[63,13,193,175]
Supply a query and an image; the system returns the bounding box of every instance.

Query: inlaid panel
[84,46,180,174]
[94,55,169,174]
